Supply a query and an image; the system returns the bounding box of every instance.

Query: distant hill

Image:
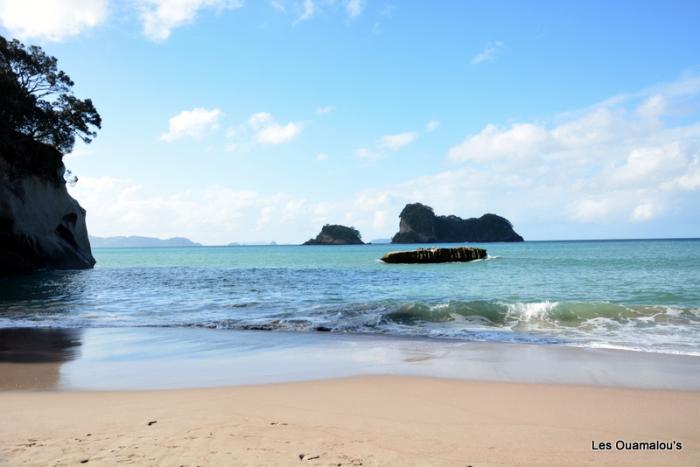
[89,236,201,248]
[369,238,392,244]
[392,203,523,243]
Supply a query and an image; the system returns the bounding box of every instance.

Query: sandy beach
[1,327,700,465]
[0,374,698,466]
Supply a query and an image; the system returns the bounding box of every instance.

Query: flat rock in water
[381,247,487,264]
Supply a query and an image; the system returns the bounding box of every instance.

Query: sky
[1,0,699,244]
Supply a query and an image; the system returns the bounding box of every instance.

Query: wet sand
[2,327,700,391]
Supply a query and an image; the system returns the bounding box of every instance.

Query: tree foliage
[0,35,101,154]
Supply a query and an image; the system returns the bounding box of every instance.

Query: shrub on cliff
[0,35,101,155]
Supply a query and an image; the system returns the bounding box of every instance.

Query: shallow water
[1,240,699,355]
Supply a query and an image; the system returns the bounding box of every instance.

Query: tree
[0,35,101,154]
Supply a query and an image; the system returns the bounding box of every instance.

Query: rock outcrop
[0,136,95,274]
[391,203,523,243]
[303,224,364,245]
[381,247,487,263]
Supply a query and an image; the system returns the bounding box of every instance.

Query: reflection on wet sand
[2,327,700,391]
[0,328,82,390]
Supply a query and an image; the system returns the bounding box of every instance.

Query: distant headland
[89,236,202,248]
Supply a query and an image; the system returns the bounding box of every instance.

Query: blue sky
[1,0,699,244]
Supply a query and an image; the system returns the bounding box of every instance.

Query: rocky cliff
[0,136,95,274]
[391,203,523,243]
[303,224,364,245]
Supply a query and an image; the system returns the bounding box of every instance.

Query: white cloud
[160,107,222,142]
[345,0,364,19]
[448,123,548,162]
[316,105,334,115]
[471,41,504,65]
[70,177,301,244]
[295,0,314,23]
[372,210,386,229]
[572,199,613,222]
[637,94,667,119]
[378,132,418,151]
[611,143,689,185]
[426,119,439,132]
[226,112,304,148]
[139,0,243,41]
[442,75,700,230]
[315,153,329,161]
[670,162,700,191]
[355,147,384,162]
[631,203,658,222]
[69,176,375,244]
[247,112,303,145]
[256,122,302,144]
[248,112,273,129]
[0,0,108,41]
[354,130,418,163]
[270,0,285,12]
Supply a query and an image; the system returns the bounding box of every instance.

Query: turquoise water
[1,240,699,355]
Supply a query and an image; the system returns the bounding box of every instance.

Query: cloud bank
[72,76,700,244]
[0,0,108,41]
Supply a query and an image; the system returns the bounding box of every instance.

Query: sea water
[1,239,699,356]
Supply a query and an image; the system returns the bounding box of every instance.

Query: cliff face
[303,224,364,245]
[0,137,95,274]
[392,203,523,243]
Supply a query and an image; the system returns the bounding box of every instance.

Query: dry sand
[1,375,699,466]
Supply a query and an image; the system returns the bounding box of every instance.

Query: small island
[391,203,523,243]
[381,247,487,263]
[303,224,364,245]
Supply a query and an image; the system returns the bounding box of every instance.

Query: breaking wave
[164,300,700,356]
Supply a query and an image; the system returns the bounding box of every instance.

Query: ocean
[1,239,699,356]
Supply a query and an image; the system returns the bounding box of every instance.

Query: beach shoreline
[1,375,698,466]
[1,327,699,465]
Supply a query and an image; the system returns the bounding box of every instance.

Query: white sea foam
[504,301,559,321]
